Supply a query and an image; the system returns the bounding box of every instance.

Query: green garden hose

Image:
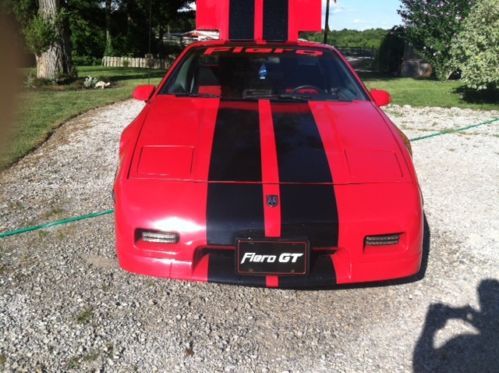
[409,117,499,142]
[0,117,498,240]
[0,210,113,239]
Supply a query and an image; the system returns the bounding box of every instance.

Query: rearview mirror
[132,85,155,101]
[370,89,392,107]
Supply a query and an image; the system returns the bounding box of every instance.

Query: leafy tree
[304,28,388,49]
[36,0,74,80]
[67,0,106,59]
[451,0,499,91]
[377,26,406,74]
[102,0,192,57]
[3,0,193,68]
[399,0,475,80]
[24,14,57,55]
[0,0,37,26]
[2,0,74,80]
[104,0,113,55]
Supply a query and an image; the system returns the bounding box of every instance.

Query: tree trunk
[36,0,73,80]
[105,0,112,55]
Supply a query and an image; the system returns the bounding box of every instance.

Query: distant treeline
[303,29,389,49]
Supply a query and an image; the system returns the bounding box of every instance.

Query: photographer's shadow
[413,279,499,373]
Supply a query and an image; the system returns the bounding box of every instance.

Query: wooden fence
[102,56,173,69]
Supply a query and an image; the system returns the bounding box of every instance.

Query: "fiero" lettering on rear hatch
[204,47,323,57]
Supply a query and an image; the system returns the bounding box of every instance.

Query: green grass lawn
[362,74,499,111]
[1,66,497,171]
[1,66,164,171]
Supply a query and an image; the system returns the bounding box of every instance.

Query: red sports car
[114,0,423,289]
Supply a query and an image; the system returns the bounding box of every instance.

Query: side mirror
[132,85,155,101]
[370,89,392,107]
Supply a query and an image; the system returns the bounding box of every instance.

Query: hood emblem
[266,195,279,208]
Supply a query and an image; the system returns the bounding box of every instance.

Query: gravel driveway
[0,101,498,372]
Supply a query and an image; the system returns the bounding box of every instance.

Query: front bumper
[115,181,423,289]
[118,246,422,289]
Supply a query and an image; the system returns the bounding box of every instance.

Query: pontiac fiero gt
[114,0,423,288]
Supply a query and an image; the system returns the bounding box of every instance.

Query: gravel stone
[0,101,498,372]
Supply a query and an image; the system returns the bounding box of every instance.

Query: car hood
[130,96,410,185]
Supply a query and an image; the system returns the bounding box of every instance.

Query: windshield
[161,45,368,102]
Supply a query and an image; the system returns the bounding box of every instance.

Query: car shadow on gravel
[413,279,499,373]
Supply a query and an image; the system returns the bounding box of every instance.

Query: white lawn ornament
[95,81,111,89]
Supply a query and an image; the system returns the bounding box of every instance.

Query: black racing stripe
[272,103,332,183]
[279,253,336,289]
[209,102,261,182]
[229,0,255,41]
[263,0,289,41]
[207,184,265,246]
[280,184,339,247]
[207,250,266,287]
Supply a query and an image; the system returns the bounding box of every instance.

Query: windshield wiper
[273,94,311,102]
[173,92,220,98]
[275,93,353,103]
[241,93,311,102]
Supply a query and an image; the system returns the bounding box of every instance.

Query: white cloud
[323,0,351,15]
[353,18,367,24]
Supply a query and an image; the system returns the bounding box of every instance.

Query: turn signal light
[365,234,400,247]
[140,230,179,244]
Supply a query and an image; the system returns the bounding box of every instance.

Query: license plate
[237,240,309,276]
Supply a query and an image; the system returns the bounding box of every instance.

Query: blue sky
[188,1,403,31]
[324,0,403,30]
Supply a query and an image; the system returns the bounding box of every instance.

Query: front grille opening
[365,234,401,247]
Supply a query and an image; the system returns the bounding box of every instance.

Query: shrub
[399,0,475,80]
[54,73,76,85]
[83,76,98,89]
[377,26,406,75]
[72,55,100,66]
[451,0,499,91]
[24,15,57,56]
[24,72,36,89]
